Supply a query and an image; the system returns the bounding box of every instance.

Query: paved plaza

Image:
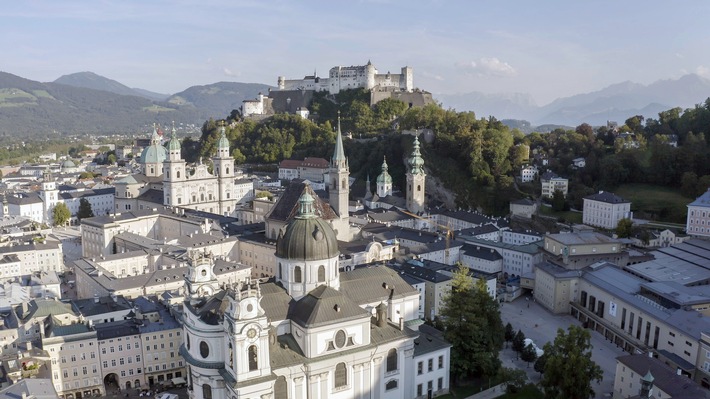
[501,296,623,398]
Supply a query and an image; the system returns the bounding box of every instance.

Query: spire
[297,190,316,218]
[168,121,181,152]
[332,112,347,168]
[408,135,425,175]
[150,123,161,145]
[376,156,392,186]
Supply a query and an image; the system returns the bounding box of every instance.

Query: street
[500,296,622,398]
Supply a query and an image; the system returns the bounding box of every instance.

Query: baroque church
[180,191,450,399]
[114,124,236,216]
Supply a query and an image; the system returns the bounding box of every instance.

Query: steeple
[331,112,347,169]
[167,121,181,160]
[408,135,425,174]
[150,123,161,145]
[364,174,372,200]
[297,192,316,218]
[376,156,393,198]
[217,121,230,158]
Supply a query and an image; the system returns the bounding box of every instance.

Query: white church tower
[406,135,426,214]
[376,156,393,198]
[40,167,58,225]
[163,123,187,208]
[212,123,236,216]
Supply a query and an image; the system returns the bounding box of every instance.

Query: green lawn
[613,183,689,223]
[538,205,583,224]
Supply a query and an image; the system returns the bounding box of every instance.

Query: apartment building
[582,191,632,230]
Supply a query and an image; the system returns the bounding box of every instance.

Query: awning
[171,377,186,385]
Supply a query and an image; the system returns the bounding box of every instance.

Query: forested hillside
[198,89,710,217]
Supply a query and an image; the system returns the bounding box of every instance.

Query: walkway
[464,383,507,399]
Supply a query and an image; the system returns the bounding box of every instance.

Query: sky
[2,0,710,105]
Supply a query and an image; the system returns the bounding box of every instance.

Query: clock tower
[184,250,219,300]
[223,280,273,396]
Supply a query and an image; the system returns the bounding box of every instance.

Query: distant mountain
[438,74,710,126]
[130,87,170,101]
[436,91,538,120]
[0,71,273,135]
[167,82,272,119]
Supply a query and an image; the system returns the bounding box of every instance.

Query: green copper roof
[217,126,229,151]
[331,114,347,168]
[376,156,392,185]
[408,135,425,175]
[168,124,181,152]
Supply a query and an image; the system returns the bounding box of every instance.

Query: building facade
[583,191,632,230]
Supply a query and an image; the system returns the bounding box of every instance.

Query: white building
[277,61,413,95]
[181,193,450,399]
[540,172,568,199]
[520,165,538,183]
[687,188,710,238]
[582,191,632,230]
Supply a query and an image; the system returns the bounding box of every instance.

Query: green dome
[376,156,392,185]
[217,126,229,150]
[61,159,76,169]
[275,193,339,261]
[140,143,168,164]
[408,136,425,174]
[168,125,181,152]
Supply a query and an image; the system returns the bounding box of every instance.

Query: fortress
[277,60,413,95]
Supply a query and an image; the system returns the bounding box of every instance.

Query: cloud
[456,57,517,77]
[419,70,444,81]
[223,67,241,77]
[695,65,710,78]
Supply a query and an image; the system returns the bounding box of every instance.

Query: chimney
[677,368,682,376]
[375,302,387,328]
[398,317,404,331]
[94,295,99,304]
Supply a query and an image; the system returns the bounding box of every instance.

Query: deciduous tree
[541,325,603,399]
[504,322,515,348]
[52,203,70,226]
[512,330,526,355]
[616,218,633,238]
[521,343,538,367]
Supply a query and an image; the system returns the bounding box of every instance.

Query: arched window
[334,362,347,388]
[201,193,205,202]
[228,342,233,366]
[278,263,283,279]
[385,379,398,391]
[177,171,181,178]
[317,265,325,283]
[248,345,258,371]
[342,179,346,189]
[202,384,212,399]
[386,348,398,372]
[186,335,190,350]
[294,266,302,283]
[226,167,230,175]
[199,341,209,358]
[274,376,288,398]
[417,184,421,192]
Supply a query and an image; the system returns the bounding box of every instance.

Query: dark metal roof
[584,191,629,204]
[288,285,369,328]
[266,180,337,223]
[275,216,339,261]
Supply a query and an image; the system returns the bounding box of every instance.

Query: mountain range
[0,71,272,135]
[1,70,709,136]
[436,73,710,127]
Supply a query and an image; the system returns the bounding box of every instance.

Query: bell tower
[164,122,186,208]
[223,280,272,388]
[184,250,219,300]
[212,122,236,216]
[406,135,426,214]
[329,113,349,221]
[40,167,58,225]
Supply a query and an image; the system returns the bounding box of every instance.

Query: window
[386,349,398,372]
[417,361,423,375]
[438,377,443,390]
[274,376,288,398]
[317,265,325,283]
[294,266,302,283]
[202,384,212,399]
[438,355,444,369]
[385,380,398,391]
[428,358,433,372]
[248,345,258,371]
[334,362,347,388]
[417,384,423,396]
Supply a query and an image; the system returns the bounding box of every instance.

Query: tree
[615,218,633,238]
[534,353,548,375]
[512,330,526,355]
[107,153,117,165]
[77,198,94,220]
[440,263,504,381]
[521,343,538,367]
[552,189,566,212]
[504,322,515,348]
[52,203,70,226]
[541,325,603,399]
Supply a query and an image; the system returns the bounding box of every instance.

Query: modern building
[582,191,632,230]
[540,171,568,199]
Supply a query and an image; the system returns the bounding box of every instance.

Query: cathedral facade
[181,193,450,399]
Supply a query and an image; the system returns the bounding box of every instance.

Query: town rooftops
[584,190,629,204]
[616,353,710,398]
[546,231,620,246]
[289,285,370,328]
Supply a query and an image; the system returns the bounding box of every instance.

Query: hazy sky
[3,0,710,105]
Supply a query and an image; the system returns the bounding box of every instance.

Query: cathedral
[180,191,450,399]
[115,124,236,216]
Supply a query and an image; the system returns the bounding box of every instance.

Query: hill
[0,72,272,135]
[54,71,167,100]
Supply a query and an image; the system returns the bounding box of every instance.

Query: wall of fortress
[277,63,413,94]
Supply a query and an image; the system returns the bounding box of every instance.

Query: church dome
[140,143,168,164]
[61,159,76,169]
[276,192,339,261]
[376,156,392,185]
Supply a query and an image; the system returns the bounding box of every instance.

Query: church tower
[406,135,426,214]
[222,280,272,395]
[40,167,58,225]
[329,113,349,221]
[376,157,393,198]
[184,250,220,300]
[163,123,186,208]
[212,123,236,216]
